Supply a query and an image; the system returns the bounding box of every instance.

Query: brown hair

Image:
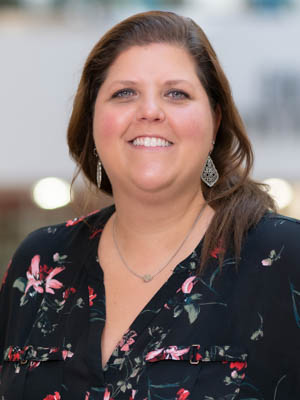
[67,10,276,271]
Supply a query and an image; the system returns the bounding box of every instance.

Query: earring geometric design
[201,155,219,187]
[96,160,102,189]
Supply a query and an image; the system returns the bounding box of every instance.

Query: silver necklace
[112,202,207,283]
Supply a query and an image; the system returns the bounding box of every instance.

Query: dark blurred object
[244,70,300,136]
[0,0,20,6]
[248,0,292,10]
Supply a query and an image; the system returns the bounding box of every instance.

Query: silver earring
[96,160,102,189]
[94,147,102,189]
[201,155,219,187]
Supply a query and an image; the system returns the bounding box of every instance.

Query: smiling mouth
[131,137,173,147]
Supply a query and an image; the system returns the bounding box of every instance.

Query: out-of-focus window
[244,71,300,136]
[0,0,184,9]
[248,0,292,10]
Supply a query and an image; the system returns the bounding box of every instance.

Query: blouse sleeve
[0,259,13,366]
[0,227,50,367]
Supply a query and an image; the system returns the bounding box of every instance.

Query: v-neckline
[86,205,204,379]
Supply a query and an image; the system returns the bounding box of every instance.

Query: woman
[0,10,299,400]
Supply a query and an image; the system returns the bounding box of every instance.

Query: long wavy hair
[67,10,276,271]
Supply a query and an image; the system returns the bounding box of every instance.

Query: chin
[132,176,175,194]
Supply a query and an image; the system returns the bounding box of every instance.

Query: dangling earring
[96,160,102,189]
[201,143,219,187]
[94,148,102,189]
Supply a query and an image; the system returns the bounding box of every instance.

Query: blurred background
[1,0,300,280]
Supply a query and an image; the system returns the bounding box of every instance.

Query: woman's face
[93,43,220,197]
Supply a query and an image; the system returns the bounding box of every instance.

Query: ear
[213,104,222,142]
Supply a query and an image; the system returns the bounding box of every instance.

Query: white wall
[0,8,299,187]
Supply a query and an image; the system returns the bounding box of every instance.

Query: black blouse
[1,205,300,400]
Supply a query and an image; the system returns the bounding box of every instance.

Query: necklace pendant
[143,274,153,283]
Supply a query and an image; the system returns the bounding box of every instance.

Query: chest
[100,253,175,368]
[2,251,283,400]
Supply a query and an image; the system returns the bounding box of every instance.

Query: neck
[111,185,210,249]
[101,185,214,278]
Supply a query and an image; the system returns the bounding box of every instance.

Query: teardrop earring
[201,142,219,187]
[201,155,219,187]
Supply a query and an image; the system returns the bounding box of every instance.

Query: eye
[166,90,190,100]
[112,88,136,98]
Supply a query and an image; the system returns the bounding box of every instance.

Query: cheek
[173,106,214,144]
[93,107,131,145]
[93,110,117,144]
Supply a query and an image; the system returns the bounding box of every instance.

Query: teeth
[132,137,172,147]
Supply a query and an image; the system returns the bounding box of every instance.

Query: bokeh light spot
[263,178,294,209]
[32,177,71,210]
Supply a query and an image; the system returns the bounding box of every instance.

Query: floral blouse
[1,205,300,400]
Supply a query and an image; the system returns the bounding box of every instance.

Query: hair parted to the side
[67,10,276,272]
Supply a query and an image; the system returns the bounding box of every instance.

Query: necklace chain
[112,202,207,283]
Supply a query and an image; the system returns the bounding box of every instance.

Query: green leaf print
[184,303,200,324]
[250,313,264,341]
[12,277,27,293]
[289,279,300,328]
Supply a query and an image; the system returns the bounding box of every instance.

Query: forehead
[104,43,199,82]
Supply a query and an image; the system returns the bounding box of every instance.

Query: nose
[136,94,165,122]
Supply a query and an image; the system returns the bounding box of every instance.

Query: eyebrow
[110,80,137,86]
[164,80,192,86]
[109,79,193,87]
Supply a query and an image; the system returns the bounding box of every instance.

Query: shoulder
[254,212,300,235]
[235,212,300,291]
[239,212,300,289]
[1,204,115,289]
[244,212,300,254]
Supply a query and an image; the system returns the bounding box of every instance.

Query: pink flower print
[146,346,190,362]
[25,255,44,294]
[85,392,90,400]
[229,361,247,380]
[103,388,114,400]
[165,346,190,360]
[261,247,284,267]
[63,287,76,300]
[49,347,59,354]
[45,267,65,294]
[53,253,60,262]
[145,348,164,362]
[119,330,137,352]
[181,276,197,294]
[43,392,61,400]
[66,210,100,227]
[39,264,53,281]
[210,243,225,259]
[88,286,97,306]
[62,349,74,360]
[29,361,40,370]
[129,390,136,400]
[261,258,272,266]
[66,216,85,227]
[7,346,21,362]
[176,388,190,400]
[229,361,247,371]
